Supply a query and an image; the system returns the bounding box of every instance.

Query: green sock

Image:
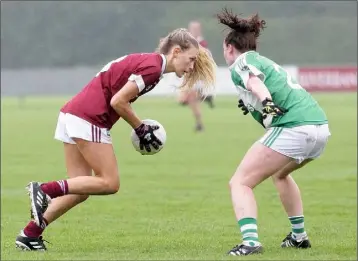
[289,215,307,241]
[238,217,260,247]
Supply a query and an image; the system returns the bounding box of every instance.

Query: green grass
[1,94,357,260]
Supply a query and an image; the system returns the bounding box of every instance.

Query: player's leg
[42,143,92,223]
[27,113,119,228]
[16,143,92,251]
[64,138,120,194]
[37,140,119,197]
[177,91,189,106]
[275,124,330,249]
[272,161,309,216]
[26,139,120,250]
[187,90,203,131]
[203,94,215,108]
[227,140,294,256]
[272,160,313,249]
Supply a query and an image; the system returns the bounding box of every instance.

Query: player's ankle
[23,219,48,238]
[41,180,68,198]
[238,217,260,247]
[242,240,262,247]
[292,231,308,242]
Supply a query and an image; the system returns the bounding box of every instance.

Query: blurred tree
[1,1,356,68]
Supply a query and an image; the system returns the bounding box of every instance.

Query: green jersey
[229,51,328,128]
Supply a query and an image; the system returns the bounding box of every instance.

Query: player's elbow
[110,96,124,110]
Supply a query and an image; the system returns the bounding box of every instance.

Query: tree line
[1,1,356,69]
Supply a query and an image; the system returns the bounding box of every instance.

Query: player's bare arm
[110,81,142,129]
[246,74,272,101]
[247,74,287,117]
[110,80,163,153]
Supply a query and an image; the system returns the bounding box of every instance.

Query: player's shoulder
[232,51,270,74]
[130,52,161,63]
[131,53,163,71]
[243,51,263,66]
[247,52,276,69]
[230,51,253,71]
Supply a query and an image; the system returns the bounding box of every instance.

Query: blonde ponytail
[180,46,216,94]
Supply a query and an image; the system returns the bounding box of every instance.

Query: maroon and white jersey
[61,53,166,129]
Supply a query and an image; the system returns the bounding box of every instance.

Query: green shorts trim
[262,127,283,147]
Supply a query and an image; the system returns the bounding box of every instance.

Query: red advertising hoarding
[298,67,357,92]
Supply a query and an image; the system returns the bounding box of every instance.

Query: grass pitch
[1,94,356,260]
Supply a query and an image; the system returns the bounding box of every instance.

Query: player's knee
[229,176,244,189]
[272,175,281,183]
[272,172,290,182]
[229,171,258,189]
[229,177,255,191]
[228,180,235,190]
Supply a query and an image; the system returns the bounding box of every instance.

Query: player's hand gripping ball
[131,119,167,155]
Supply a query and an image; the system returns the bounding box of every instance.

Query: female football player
[15,28,216,251]
[216,9,331,256]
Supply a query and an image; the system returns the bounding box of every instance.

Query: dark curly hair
[216,8,266,52]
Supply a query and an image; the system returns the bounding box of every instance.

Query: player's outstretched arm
[110,81,142,129]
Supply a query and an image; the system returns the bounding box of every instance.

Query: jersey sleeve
[128,64,161,92]
[231,53,265,90]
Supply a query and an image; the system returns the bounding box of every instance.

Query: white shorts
[54,112,112,144]
[259,124,331,164]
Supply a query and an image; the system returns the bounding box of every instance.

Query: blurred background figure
[188,20,215,109]
[177,20,215,132]
[188,21,208,48]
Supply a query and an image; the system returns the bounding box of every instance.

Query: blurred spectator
[177,20,215,132]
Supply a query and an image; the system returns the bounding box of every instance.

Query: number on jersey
[272,63,302,89]
[95,55,128,77]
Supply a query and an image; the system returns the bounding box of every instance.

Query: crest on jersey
[242,65,249,71]
[144,84,154,92]
[141,80,159,95]
[247,103,255,112]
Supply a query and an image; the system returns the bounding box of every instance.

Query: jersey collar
[229,50,256,70]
